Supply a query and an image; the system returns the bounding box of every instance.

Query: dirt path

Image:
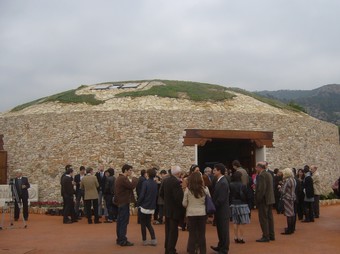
[0,204,339,254]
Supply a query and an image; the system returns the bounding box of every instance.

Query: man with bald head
[160,166,185,254]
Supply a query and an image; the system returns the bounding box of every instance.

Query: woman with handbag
[229,171,250,243]
[182,171,210,254]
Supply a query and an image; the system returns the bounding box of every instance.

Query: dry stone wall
[0,92,339,202]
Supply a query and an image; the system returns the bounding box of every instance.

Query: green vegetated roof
[10,80,306,113]
[11,86,103,112]
[115,80,235,101]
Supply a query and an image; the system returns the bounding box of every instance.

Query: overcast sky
[1,0,340,112]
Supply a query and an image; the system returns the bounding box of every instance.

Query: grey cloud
[1,0,340,112]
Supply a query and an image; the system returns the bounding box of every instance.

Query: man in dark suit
[61,167,77,224]
[13,169,30,221]
[95,165,106,217]
[210,163,230,254]
[160,165,185,254]
[74,166,86,218]
[255,162,275,242]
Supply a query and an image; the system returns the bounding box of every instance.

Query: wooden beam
[183,129,274,147]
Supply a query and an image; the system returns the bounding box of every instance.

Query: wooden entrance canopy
[183,129,274,148]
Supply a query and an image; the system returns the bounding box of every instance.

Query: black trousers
[215,207,229,254]
[187,215,207,254]
[14,196,29,220]
[164,217,180,254]
[85,199,99,222]
[140,212,156,241]
[63,196,76,222]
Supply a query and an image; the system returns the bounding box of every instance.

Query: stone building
[0,81,339,202]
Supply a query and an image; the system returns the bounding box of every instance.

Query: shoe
[104,220,113,223]
[234,238,239,243]
[14,218,19,221]
[63,220,72,224]
[88,220,93,224]
[281,231,292,235]
[149,239,157,246]
[153,220,162,225]
[256,237,270,242]
[269,237,275,241]
[94,221,102,224]
[301,220,311,223]
[238,239,245,244]
[71,219,78,223]
[210,246,220,252]
[142,240,149,246]
[120,241,134,246]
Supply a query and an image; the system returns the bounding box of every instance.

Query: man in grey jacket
[255,162,275,242]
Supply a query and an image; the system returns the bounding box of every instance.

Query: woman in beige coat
[182,172,210,254]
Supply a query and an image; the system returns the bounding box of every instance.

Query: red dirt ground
[0,204,339,254]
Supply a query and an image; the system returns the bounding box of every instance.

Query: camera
[9,178,15,185]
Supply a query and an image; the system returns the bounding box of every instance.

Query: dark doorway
[197,139,254,172]
[0,151,7,184]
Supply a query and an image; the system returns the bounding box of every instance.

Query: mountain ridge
[255,84,340,125]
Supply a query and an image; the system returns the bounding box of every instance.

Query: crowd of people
[11,160,337,254]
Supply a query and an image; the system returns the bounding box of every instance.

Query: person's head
[303,165,310,174]
[274,168,279,175]
[310,165,318,174]
[140,169,147,177]
[232,160,241,169]
[107,168,115,176]
[231,170,242,182]
[214,163,226,177]
[147,168,157,179]
[297,168,305,179]
[282,168,293,179]
[65,164,73,172]
[189,164,200,174]
[15,169,23,178]
[292,168,297,176]
[104,170,110,177]
[188,171,204,198]
[66,167,74,175]
[98,164,104,172]
[86,167,94,175]
[160,169,167,178]
[256,162,266,173]
[80,166,85,174]
[170,165,182,178]
[204,167,212,175]
[122,164,133,176]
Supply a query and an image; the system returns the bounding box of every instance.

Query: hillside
[255,84,340,125]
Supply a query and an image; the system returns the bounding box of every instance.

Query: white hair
[171,165,181,176]
[15,169,23,174]
[282,168,293,179]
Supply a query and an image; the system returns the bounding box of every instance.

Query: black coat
[14,177,30,199]
[160,175,185,220]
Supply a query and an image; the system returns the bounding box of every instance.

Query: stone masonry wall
[0,93,339,202]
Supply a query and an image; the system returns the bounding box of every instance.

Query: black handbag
[205,195,216,214]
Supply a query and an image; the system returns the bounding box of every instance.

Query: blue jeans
[116,204,130,244]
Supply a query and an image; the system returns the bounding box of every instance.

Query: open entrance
[198,139,255,171]
[183,129,273,172]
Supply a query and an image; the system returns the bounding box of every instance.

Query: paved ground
[0,204,339,254]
